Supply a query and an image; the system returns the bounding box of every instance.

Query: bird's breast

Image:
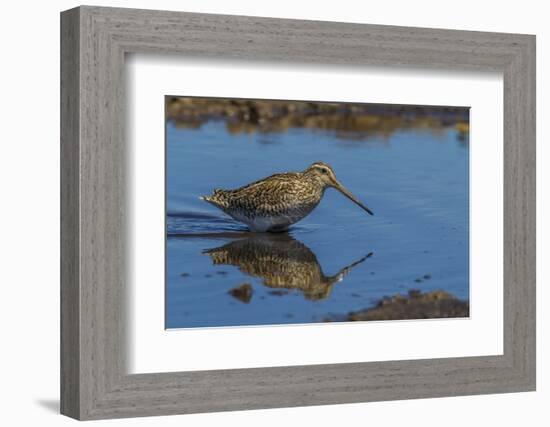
[227,202,319,232]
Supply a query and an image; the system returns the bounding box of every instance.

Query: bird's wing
[232,172,300,193]
[228,173,309,215]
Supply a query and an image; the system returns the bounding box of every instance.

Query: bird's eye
[321,168,328,174]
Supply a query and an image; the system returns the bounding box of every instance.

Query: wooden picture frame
[60,5,536,420]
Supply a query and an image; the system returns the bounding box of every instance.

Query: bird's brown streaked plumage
[203,234,373,300]
[201,162,373,232]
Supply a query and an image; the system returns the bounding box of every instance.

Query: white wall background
[0,0,546,425]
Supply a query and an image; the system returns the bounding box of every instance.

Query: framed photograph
[164,97,470,329]
[61,6,536,420]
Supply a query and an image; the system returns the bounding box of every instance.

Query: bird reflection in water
[203,234,372,300]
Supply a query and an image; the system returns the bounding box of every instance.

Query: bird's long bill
[333,180,374,215]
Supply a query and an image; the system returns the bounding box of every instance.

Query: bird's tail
[200,189,228,208]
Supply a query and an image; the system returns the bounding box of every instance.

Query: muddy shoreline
[166,97,470,140]
[325,290,469,322]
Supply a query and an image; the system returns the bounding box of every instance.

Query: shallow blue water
[166,120,469,328]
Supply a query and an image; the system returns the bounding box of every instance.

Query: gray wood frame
[60,5,536,420]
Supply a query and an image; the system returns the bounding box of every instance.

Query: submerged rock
[228,283,253,303]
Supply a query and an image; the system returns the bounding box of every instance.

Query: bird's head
[305,162,374,216]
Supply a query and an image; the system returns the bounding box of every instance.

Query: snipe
[201,162,373,232]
